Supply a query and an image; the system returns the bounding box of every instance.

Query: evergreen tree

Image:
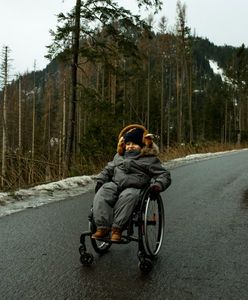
[46,0,161,172]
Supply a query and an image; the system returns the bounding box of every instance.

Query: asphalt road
[1,150,248,300]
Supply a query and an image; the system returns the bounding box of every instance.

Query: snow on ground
[0,176,95,217]
[0,149,247,217]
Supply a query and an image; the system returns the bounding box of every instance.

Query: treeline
[0,0,248,191]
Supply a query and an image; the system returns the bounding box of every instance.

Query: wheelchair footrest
[92,235,139,244]
[91,236,112,243]
[120,235,139,243]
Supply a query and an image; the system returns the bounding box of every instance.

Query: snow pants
[93,181,141,229]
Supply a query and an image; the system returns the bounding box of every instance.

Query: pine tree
[46,0,161,172]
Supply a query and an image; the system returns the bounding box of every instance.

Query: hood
[140,141,159,157]
[117,124,159,156]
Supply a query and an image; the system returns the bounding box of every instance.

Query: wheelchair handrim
[143,196,165,256]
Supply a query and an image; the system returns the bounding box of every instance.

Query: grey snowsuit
[93,144,171,229]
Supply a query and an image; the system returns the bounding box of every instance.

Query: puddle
[241,189,248,209]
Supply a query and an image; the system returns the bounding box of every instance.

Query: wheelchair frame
[79,186,165,272]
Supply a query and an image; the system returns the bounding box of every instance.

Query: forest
[0,0,248,191]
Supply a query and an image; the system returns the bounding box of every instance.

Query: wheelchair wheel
[138,257,153,273]
[80,252,94,266]
[141,193,165,257]
[89,221,112,254]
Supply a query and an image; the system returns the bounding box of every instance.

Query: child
[92,124,171,242]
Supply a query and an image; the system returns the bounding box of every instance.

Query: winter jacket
[96,143,171,191]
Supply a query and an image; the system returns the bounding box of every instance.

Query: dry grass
[159,142,248,162]
[1,142,247,192]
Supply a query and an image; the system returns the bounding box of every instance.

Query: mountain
[0,33,247,191]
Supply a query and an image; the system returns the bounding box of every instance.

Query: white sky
[0,0,247,75]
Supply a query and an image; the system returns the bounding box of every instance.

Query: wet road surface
[1,150,248,299]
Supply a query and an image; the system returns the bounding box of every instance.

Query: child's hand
[95,182,103,193]
[150,183,162,196]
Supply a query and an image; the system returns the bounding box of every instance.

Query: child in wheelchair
[92,124,171,242]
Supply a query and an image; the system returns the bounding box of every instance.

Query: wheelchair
[79,185,165,272]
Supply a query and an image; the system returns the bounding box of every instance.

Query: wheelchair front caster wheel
[139,257,153,273]
[79,245,86,255]
[80,252,94,266]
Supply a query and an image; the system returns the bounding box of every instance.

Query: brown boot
[92,228,110,239]
[111,227,122,242]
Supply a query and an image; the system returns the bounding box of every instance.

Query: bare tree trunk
[66,0,81,172]
[62,77,66,177]
[187,62,193,143]
[123,59,126,126]
[96,63,100,92]
[167,68,172,150]
[147,55,150,130]
[238,102,242,144]
[111,71,116,113]
[176,62,182,144]
[179,72,183,143]
[101,64,105,101]
[1,47,8,188]
[47,93,51,180]
[77,104,81,154]
[18,76,22,187]
[59,129,62,179]
[30,61,36,184]
[18,76,22,152]
[160,55,164,151]
[224,97,227,144]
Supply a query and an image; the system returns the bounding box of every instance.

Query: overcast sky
[0,0,247,75]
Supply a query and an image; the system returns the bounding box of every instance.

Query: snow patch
[209,59,232,84]
[1,149,247,217]
[0,176,94,217]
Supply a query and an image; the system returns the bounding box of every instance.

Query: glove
[95,182,103,194]
[150,183,162,196]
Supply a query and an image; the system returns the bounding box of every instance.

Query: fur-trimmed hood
[117,124,159,156]
[140,141,159,157]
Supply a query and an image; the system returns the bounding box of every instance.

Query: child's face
[125,141,141,152]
